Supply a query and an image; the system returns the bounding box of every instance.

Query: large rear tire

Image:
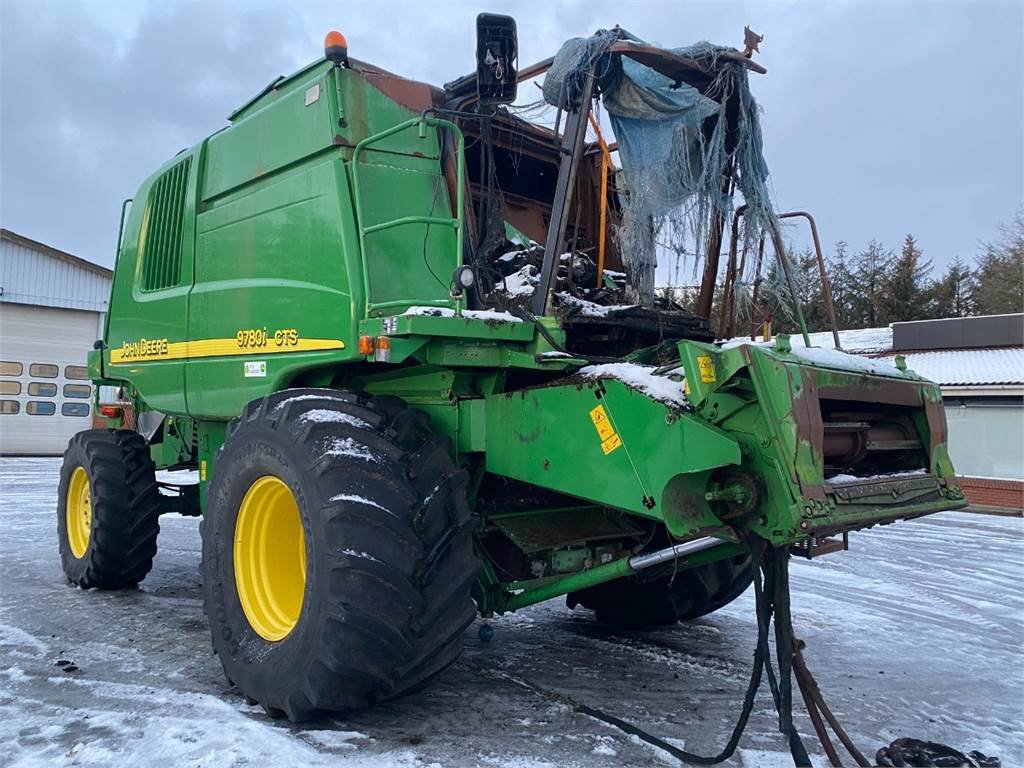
[57,429,162,589]
[567,553,753,628]
[201,389,479,721]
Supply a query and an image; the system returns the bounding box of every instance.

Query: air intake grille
[140,158,191,291]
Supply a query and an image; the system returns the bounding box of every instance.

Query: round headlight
[453,265,475,290]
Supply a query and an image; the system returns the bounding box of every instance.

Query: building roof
[892,314,1023,352]
[0,229,112,313]
[734,314,1024,390]
[876,347,1023,388]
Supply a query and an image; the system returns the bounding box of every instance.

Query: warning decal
[697,355,717,383]
[589,404,623,455]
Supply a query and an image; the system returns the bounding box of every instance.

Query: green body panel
[92,53,966,616]
[102,63,458,420]
[483,378,741,537]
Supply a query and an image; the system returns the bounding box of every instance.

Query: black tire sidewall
[57,436,92,583]
[203,420,326,703]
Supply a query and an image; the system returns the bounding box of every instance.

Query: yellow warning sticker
[589,404,623,455]
[697,355,717,383]
[601,433,623,455]
[589,404,616,440]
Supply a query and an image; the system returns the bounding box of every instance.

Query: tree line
[721,209,1024,336]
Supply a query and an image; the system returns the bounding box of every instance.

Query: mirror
[476,13,518,106]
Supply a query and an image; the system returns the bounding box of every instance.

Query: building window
[29,363,58,378]
[0,381,21,395]
[26,401,56,416]
[0,400,19,415]
[65,365,89,380]
[28,382,58,397]
[64,384,92,399]
[62,402,90,417]
[0,362,23,376]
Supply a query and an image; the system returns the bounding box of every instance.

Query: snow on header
[577,363,689,408]
[721,337,899,376]
[403,307,522,323]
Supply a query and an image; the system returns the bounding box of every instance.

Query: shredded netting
[542,30,776,306]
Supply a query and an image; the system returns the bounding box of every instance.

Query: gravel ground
[2,456,1021,767]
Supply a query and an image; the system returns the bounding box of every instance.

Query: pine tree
[850,240,892,328]
[928,256,976,318]
[881,234,932,323]
[973,210,1024,315]
[827,240,857,328]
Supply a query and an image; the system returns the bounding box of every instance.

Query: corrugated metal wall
[1,236,111,312]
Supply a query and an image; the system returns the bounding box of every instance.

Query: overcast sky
[2,0,1021,276]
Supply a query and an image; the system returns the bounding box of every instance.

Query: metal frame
[531,63,598,315]
[720,207,839,348]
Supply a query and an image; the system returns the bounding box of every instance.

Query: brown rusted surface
[516,56,554,83]
[609,40,768,80]
[924,396,948,457]
[815,381,922,407]
[793,366,827,500]
[364,71,443,113]
[502,198,547,243]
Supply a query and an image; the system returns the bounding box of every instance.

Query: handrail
[721,207,838,349]
[349,116,465,316]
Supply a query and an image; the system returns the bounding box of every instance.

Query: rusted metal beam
[517,56,554,83]
[777,211,841,350]
[609,40,767,78]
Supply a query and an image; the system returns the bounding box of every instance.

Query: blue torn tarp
[543,31,774,304]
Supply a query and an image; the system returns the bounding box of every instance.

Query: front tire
[201,389,479,721]
[57,429,161,589]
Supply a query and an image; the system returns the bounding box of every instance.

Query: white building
[0,229,112,455]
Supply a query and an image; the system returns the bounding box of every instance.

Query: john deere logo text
[119,337,170,360]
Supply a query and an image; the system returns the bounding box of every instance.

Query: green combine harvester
[59,17,964,725]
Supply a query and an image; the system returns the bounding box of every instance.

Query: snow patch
[826,469,929,485]
[787,344,897,375]
[329,493,390,513]
[341,548,383,563]
[503,266,538,298]
[403,306,522,323]
[323,437,380,463]
[155,469,199,485]
[556,292,640,318]
[722,338,898,376]
[300,729,372,750]
[272,393,345,412]
[298,409,370,428]
[577,363,689,408]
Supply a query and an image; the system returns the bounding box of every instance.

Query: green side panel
[353,146,456,316]
[202,64,336,201]
[186,157,362,419]
[104,149,202,414]
[483,379,741,536]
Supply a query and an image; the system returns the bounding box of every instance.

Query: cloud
[1,0,1021,274]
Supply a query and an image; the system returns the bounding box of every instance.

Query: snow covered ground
[2,457,1021,767]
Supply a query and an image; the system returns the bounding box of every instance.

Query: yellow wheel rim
[66,466,92,559]
[233,476,307,642]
